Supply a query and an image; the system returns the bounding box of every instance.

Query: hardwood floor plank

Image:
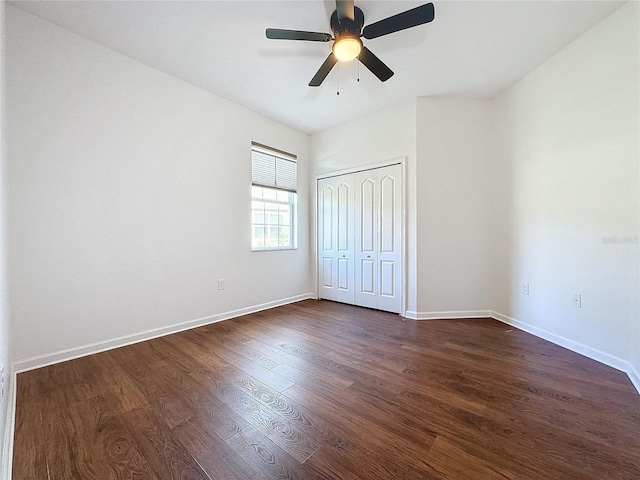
[105,348,196,429]
[224,367,352,452]
[245,337,356,390]
[204,337,296,392]
[255,338,391,392]
[268,312,411,373]
[147,335,214,376]
[172,415,261,480]
[169,329,232,370]
[401,358,640,436]
[11,445,48,480]
[189,388,251,441]
[302,445,376,480]
[273,361,354,389]
[210,378,321,463]
[223,340,283,370]
[426,435,516,480]
[120,407,210,480]
[13,299,640,479]
[351,379,591,479]
[480,405,640,478]
[243,338,298,365]
[405,340,640,410]
[147,356,252,441]
[41,403,99,479]
[88,351,151,414]
[283,382,439,473]
[11,388,44,454]
[82,396,160,480]
[226,425,328,480]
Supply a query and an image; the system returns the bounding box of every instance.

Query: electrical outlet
[522,283,530,295]
[573,294,582,308]
[218,279,225,290]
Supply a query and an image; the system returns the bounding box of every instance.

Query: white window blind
[251,144,297,193]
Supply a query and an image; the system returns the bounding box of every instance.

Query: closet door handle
[366,255,371,258]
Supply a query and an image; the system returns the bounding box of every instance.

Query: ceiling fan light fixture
[266,2,436,86]
[332,35,362,62]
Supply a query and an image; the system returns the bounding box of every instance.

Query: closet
[317,163,403,313]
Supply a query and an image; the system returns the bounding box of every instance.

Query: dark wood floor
[12,299,640,479]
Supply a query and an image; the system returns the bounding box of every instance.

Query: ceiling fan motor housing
[330,6,365,38]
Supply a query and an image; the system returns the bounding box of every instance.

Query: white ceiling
[10,0,625,134]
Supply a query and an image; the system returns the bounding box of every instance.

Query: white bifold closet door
[317,163,402,313]
[318,174,355,305]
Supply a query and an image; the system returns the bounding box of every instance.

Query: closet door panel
[359,178,376,254]
[377,164,402,313]
[318,175,355,304]
[379,174,397,254]
[360,258,376,294]
[337,182,351,252]
[380,260,396,297]
[334,176,355,304]
[336,180,354,303]
[317,179,336,300]
[355,171,378,309]
[321,258,334,288]
[337,258,350,290]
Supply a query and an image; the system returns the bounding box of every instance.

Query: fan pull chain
[357,60,360,83]
[336,63,340,95]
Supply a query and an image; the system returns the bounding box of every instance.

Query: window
[251,143,297,250]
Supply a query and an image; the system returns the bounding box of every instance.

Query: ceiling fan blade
[358,47,394,82]
[266,28,332,42]
[336,0,355,22]
[309,53,338,87]
[362,3,435,39]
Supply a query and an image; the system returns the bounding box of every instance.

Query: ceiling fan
[265,1,435,87]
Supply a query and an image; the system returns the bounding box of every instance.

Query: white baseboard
[628,364,640,394]
[13,293,315,374]
[404,309,492,320]
[2,370,16,480]
[489,311,630,371]
[490,310,640,395]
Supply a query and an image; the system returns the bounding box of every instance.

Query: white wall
[309,100,418,313]
[492,1,639,374]
[416,98,494,316]
[6,6,312,365]
[0,0,12,473]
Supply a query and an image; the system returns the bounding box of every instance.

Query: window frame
[251,143,298,251]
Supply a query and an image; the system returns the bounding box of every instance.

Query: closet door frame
[315,158,407,316]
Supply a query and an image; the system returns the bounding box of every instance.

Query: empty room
[1,0,639,478]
